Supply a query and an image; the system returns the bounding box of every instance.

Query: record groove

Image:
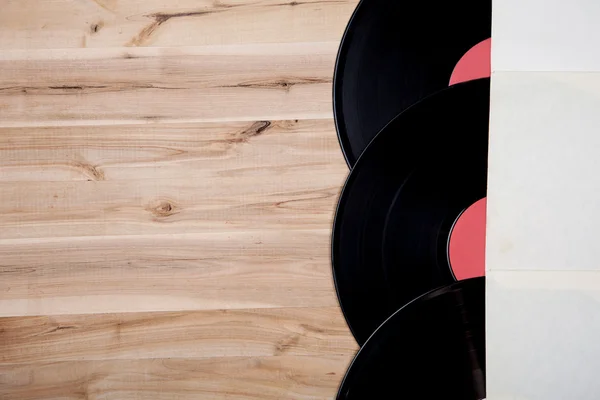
[337,278,486,400]
[333,0,492,167]
[332,79,490,344]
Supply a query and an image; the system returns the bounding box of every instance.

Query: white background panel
[492,0,600,72]
[487,270,600,399]
[487,71,600,272]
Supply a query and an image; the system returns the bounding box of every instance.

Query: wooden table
[0,1,359,398]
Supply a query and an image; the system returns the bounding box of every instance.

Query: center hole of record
[448,197,487,280]
[449,38,491,86]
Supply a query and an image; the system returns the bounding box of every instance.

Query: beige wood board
[0,43,338,126]
[0,0,359,398]
[0,0,357,49]
[0,356,353,400]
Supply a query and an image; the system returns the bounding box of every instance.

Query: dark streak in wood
[0,85,106,92]
[267,0,346,6]
[272,187,337,208]
[127,3,238,47]
[48,86,85,90]
[229,121,272,143]
[0,84,186,95]
[142,115,161,120]
[47,84,184,91]
[43,325,78,335]
[300,323,326,334]
[0,266,37,274]
[152,10,217,24]
[224,77,331,92]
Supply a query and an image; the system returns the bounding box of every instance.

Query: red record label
[449,197,487,280]
[450,38,492,86]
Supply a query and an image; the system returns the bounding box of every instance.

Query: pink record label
[448,197,487,280]
[449,38,491,85]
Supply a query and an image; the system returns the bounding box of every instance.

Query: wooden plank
[0,307,356,363]
[0,2,357,398]
[0,0,358,50]
[0,230,340,316]
[0,164,345,239]
[0,43,338,127]
[0,118,347,239]
[0,355,352,400]
[0,119,345,181]
[0,177,343,238]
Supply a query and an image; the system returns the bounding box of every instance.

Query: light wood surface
[0,0,359,398]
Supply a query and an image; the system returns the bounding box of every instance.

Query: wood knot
[146,199,180,219]
[274,334,300,355]
[71,161,105,181]
[279,119,299,129]
[230,121,272,143]
[90,21,104,34]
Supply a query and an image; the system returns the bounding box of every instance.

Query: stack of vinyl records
[331,0,491,398]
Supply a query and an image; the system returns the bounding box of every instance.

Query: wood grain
[0,178,342,238]
[0,119,346,239]
[0,307,356,363]
[0,230,339,316]
[0,356,353,400]
[0,0,357,50]
[0,0,357,397]
[0,119,343,182]
[0,43,338,126]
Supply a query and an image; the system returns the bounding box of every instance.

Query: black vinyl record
[333,0,491,167]
[332,79,489,344]
[337,277,486,400]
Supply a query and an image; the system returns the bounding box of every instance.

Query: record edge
[334,277,485,399]
[332,0,366,169]
[330,79,492,348]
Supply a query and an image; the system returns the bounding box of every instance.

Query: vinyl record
[337,277,486,400]
[333,0,491,167]
[332,79,489,344]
